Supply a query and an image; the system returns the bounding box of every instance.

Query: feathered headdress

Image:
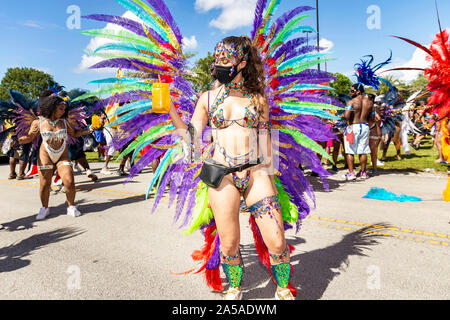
[354,51,395,91]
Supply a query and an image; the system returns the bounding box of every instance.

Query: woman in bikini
[168,36,293,300]
[368,94,382,174]
[17,90,96,220]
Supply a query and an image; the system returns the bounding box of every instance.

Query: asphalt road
[0,163,449,300]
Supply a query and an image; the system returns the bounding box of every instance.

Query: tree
[0,67,58,100]
[328,73,352,98]
[184,52,215,93]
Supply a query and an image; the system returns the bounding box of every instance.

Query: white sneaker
[377,159,384,166]
[100,167,113,175]
[73,163,82,173]
[67,206,81,217]
[275,288,295,300]
[125,160,131,172]
[223,288,242,300]
[36,207,50,220]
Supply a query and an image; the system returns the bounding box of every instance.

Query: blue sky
[1,0,449,94]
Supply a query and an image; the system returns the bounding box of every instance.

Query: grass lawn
[84,136,448,174]
[326,136,449,173]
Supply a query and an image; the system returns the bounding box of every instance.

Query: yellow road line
[307,215,450,241]
[310,222,450,248]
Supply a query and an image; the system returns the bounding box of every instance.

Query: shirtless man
[343,83,373,180]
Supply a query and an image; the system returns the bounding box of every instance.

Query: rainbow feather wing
[77,0,204,231]
[251,3,340,225]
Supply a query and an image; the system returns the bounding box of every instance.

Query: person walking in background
[344,84,373,180]
[368,94,382,175]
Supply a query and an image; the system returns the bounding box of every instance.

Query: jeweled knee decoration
[269,246,290,263]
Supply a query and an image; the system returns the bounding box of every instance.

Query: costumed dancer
[75,0,341,300]
[384,6,449,201]
[12,89,96,220]
[60,91,99,182]
[354,52,399,167]
[0,92,35,180]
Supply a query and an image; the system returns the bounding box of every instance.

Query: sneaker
[377,159,384,166]
[223,288,242,300]
[125,160,131,172]
[330,165,338,172]
[117,168,127,176]
[345,172,356,181]
[51,183,61,192]
[360,171,369,179]
[25,165,38,178]
[73,163,82,173]
[371,169,377,176]
[275,288,295,300]
[67,206,81,217]
[100,167,113,175]
[86,170,98,181]
[36,207,50,220]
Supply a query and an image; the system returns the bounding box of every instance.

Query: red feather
[425,29,450,118]
[205,268,223,292]
[391,35,432,55]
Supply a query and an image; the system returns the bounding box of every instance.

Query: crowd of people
[322,85,449,181]
[1,0,449,302]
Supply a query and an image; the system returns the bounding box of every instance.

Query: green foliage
[184,52,215,93]
[0,67,58,100]
[374,73,429,99]
[328,73,352,98]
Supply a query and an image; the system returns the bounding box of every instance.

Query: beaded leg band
[220,249,243,288]
[248,195,281,220]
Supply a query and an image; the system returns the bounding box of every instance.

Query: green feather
[284,57,335,75]
[81,29,154,49]
[184,182,214,235]
[72,82,150,102]
[280,101,343,111]
[280,128,333,163]
[272,14,311,44]
[275,176,298,223]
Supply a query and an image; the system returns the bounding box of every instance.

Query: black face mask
[214,65,242,84]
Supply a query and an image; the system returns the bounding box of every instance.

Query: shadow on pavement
[0,227,84,273]
[240,223,390,300]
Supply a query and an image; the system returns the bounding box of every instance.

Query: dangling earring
[229,67,235,77]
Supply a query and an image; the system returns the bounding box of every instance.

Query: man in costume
[344,83,372,180]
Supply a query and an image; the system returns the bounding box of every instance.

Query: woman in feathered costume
[74,0,341,300]
[13,89,97,219]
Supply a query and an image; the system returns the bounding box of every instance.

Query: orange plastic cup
[152,82,171,113]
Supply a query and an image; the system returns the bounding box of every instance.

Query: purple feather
[145,0,183,44]
[274,6,313,36]
[83,14,147,37]
[89,58,166,73]
[206,235,221,270]
[251,0,268,39]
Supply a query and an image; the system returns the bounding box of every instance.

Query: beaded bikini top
[208,82,259,129]
[39,117,68,163]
